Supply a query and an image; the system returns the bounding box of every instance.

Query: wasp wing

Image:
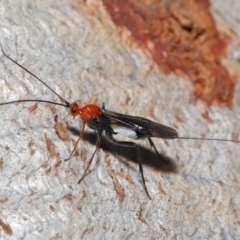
[102,109,178,139]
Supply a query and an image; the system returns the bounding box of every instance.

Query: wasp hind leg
[105,129,152,200]
[148,137,168,163]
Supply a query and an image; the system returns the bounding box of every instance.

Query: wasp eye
[71,108,76,114]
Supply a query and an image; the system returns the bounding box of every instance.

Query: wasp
[1,46,239,199]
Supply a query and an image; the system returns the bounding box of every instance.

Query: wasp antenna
[0,99,69,108]
[1,45,70,107]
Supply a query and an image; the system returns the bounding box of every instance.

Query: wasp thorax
[79,104,102,123]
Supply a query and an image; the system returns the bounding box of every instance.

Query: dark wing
[102,109,178,139]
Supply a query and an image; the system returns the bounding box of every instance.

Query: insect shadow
[68,126,177,174]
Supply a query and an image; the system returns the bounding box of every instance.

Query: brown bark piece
[103,0,235,106]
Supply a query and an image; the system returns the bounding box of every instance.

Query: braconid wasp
[1,46,239,199]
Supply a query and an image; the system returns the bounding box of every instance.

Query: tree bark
[0,0,240,239]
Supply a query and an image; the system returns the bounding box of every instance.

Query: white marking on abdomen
[112,127,138,139]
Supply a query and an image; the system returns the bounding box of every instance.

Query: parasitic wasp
[1,46,239,199]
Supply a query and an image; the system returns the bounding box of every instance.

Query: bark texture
[0,0,240,239]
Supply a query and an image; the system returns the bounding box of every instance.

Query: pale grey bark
[0,0,240,239]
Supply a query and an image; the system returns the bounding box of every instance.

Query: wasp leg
[65,123,86,162]
[148,137,168,163]
[78,129,103,184]
[105,129,151,200]
[102,102,105,110]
